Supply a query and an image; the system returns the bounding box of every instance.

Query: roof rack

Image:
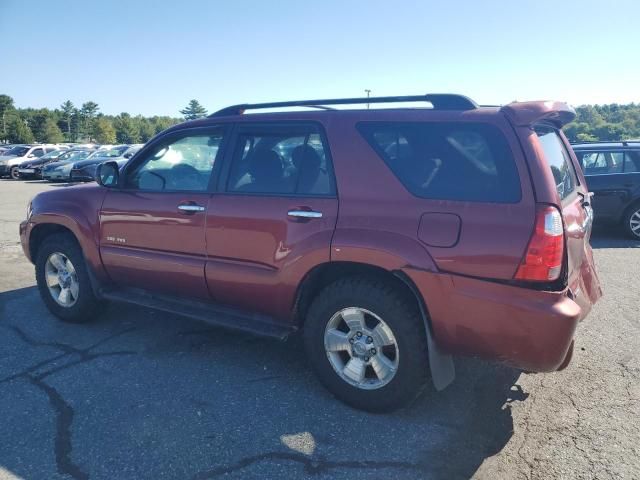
[210,93,478,117]
[570,140,640,146]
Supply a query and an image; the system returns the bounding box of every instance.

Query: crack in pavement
[192,451,424,479]
[27,375,89,480]
[1,324,138,480]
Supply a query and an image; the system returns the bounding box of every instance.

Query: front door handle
[287,209,323,219]
[178,204,205,213]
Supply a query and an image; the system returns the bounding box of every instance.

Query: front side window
[227,125,334,196]
[126,131,224,192]
[358,122,521,203]
[534,125,578,200]
[30,148,44,158]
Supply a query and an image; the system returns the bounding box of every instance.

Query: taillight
[514,205,564,282]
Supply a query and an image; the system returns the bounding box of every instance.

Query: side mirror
[96,161,120,187]
[124,152,133,158]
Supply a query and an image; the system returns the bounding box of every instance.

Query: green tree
[7,115,35,143]
[113,113,140,143]
[150,116,178,134]
[134,116,155,142]
[80,101,100,140]
[180,99,207,120]
[0,94,15,140]
[93,118,116,144]
[42,118,64,143]
[60,100,75,140]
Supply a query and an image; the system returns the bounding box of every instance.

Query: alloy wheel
[630,209,640,238]
[45,252,79,307]
[324,307,399,390]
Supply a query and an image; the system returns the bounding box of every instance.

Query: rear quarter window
[357,122,521,203]
[534,125,578,200]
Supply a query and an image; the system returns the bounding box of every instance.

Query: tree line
[1,94,639,145]
[0,95,209,145]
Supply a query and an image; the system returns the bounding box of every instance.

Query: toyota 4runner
[20,94,602,412]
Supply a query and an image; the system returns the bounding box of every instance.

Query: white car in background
[0,144,60,179]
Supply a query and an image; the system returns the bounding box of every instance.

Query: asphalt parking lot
[1,179,639,480]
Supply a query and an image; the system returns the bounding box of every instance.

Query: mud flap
[425,326,455,391]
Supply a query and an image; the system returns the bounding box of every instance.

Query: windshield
[68,151,92,161]
[5,146,29,157]
[87,147,127,159]
[40,149,64,160]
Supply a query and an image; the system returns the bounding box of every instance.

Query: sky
[1,0,639,117]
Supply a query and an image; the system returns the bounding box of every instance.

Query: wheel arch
[293,261,455,390]
[29,223,78,262]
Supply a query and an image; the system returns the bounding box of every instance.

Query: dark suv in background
[572,141,640,239]
[20,94,602,412]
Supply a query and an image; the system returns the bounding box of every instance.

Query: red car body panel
[20,100,602,374]
[203,194,338,322]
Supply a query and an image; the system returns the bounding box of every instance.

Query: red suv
[20,94,602,412]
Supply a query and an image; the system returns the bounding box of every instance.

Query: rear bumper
[405,268,595,372]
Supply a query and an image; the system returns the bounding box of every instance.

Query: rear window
[534,125,578,200]
[357,122,521,203]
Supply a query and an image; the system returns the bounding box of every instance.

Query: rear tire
[35,233,105,323]
[623,202,640,240]
[304,276,430,412]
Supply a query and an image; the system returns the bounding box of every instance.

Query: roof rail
[570,140,640,146]
[210,93,477,117]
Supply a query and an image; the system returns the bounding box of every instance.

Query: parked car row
[571,141,640,239]
[0,143,143,182]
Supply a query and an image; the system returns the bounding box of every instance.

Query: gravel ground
[0,179,638,480]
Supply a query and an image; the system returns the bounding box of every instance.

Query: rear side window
[227,124,334,196]
[625,152,640,173]
[357,122,521,203]
[534,126,578,200]
[576,151,624,175]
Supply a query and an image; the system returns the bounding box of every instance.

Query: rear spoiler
[500,101,576,128]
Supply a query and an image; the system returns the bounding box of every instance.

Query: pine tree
[113,113,141,143]
[0,94,15,141]
[180,99,207,120]
[8,115,35,143]
[93,118,116,144]
[43,118,64,143]
[60,100,75,140]
[80,101,100,141]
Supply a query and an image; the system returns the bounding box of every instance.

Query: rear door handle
[178,204,205,213]
[287,209,323,219]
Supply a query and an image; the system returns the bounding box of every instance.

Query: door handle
[287,209,323,219]
[178,204,205,213]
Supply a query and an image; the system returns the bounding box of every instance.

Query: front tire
[304,276,430,412]
[35,233,104,323]
[10,166,19,180]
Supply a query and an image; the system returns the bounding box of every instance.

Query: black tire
[10,166,19,180]
[35,233,105,323]
[623,202,640,240]
[304,276,431,412]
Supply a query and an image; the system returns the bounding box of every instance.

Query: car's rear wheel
[10,166,19,180]
[304,276,430,412]
[623,203,640,240]
[35,233,105,323]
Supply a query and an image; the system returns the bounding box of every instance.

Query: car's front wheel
[35,233,105,322]
[10,166,20,180]
[304,276,430,412]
